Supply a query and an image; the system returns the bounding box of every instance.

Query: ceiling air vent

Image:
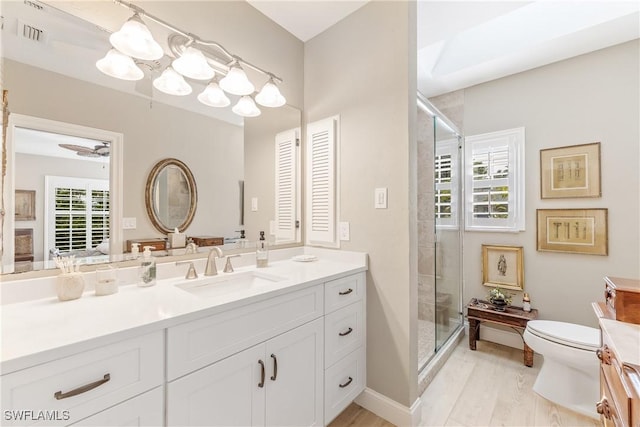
[18,20,45,43]
[23,1,44,11]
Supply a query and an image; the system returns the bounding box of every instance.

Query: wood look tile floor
[329,339,601,427]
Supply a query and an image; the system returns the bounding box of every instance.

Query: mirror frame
[145,158,197,234]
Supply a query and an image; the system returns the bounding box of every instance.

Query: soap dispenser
[138,246,157,287]
[256,231,269,268]
[130,242,140,260]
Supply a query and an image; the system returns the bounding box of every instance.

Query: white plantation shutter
[306,117,338,246]
[274,128,299,243]
[464,127,525,231]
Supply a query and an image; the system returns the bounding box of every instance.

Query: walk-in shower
[416,94,464,379]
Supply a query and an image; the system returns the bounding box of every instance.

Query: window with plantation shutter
[464,127,525,232]
[45,176,109,255]
[306,116,338,247]
[274,128,300,243]
[435,138,459,229]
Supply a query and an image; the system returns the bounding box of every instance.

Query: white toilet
[523,320,601,419]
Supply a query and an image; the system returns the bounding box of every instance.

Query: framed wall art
[536,208,608,255]
[15,190,36,221]
[540,142,601,199]
[482,244,524,291]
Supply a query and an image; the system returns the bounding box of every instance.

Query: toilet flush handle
[596,345,612,365]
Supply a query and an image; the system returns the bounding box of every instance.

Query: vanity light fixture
[96,48,144,81]
[109,13,163,61]
[232,95,261,117]
[172,46,215,81]
[153,66,192,96]
[197,81,231,108]
[96,0,286,118]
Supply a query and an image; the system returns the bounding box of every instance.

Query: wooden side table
[466,298,539,367]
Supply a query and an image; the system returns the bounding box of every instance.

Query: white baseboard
[355,388,423,427]
[464,321,523,350]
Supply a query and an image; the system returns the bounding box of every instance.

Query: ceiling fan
[58,142,110,158]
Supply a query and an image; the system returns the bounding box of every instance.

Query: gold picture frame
[15,189,36,221]
[540,142,601,199]
[482,244,524,291]
[536,208,608,255]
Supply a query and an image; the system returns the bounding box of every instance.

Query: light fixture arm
[112,0,283,84]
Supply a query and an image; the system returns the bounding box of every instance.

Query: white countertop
[599,318,640,367]
[1,248,367,374]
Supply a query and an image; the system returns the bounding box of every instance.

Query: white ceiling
[14,128,109,163]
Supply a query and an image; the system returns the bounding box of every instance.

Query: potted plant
[488,287,512,311]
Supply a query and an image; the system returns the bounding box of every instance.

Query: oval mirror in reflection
[145,158,197,234]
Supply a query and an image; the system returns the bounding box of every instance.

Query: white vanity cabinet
[166,285,325,426]
[323,273,366,424]
[0,331,164,427]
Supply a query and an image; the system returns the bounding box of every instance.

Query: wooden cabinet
[71,387,164,427]
[596,319,640,427]
[603,276,640,325]
[167,318,324,427]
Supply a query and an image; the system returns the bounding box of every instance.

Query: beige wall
[463,40,640,328]
[305,1,418,407]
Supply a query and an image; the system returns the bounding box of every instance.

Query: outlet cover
[122,217,137,229]
[339,221,350,241]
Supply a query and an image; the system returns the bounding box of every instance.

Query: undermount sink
[175,270,287,298]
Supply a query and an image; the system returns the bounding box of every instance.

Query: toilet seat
[526,320,600,351]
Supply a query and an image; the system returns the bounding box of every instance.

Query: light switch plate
[122,217,137,229]
[251,197,258,212]
[339,221,350,241]
[269,220,276,235]
[375,188,388,209]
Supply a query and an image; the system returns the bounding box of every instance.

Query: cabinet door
[265,318,324,427]
[167,344,266,427]
[72,386,163,427]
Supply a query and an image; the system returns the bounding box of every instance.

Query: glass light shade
[172,47,215,80]
[197,82,231,108]
[109,14,163,60]
[255,80,286,107]
[96,49,144,81]
[153,67,192,96]
[219,64,255,96]
[232,96,261,117]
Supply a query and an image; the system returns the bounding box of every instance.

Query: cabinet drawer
[325,301,364,368]
[325,273,365,314]
[167,285,324,380]
[1,331,164,426]
[599,369,624,427]
[71,386,164,426]
[324,347,366,424]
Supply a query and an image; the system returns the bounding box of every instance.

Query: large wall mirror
[1,1,302,275]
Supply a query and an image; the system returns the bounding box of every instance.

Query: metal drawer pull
[258,360,265,388]
[339,327,353,337]
[270,354,278,381]
[596,396,612,420]
[339,288,353,296]
[339,377,353,388]
[54,374,110,400]
[596,345,612,365]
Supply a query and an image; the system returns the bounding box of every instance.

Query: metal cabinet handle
[596,345,612,365]
[54,374,110,400]
[270,354,278,381]
[258,360,265,388]
[339,376,353,388]
[339,327,353,337]
[338,288,353,296]
[596,396,612,420]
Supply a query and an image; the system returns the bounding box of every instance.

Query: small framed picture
[15,190,36,221]
[536,208,608,255]
[540,142,601,199]
[482,244,524,291]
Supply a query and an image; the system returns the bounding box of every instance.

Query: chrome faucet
[205,246,224,276]
[176,261,198,279]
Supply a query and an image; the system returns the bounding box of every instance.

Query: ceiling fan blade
[94,144,110,155]
[77,151,101,158]
[59,143,94,153]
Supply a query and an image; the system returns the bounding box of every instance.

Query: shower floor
[418,317,462,370]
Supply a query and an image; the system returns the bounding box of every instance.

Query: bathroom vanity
[0,248,367,426]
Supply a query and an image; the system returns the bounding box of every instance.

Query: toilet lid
[527,320,601,351]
